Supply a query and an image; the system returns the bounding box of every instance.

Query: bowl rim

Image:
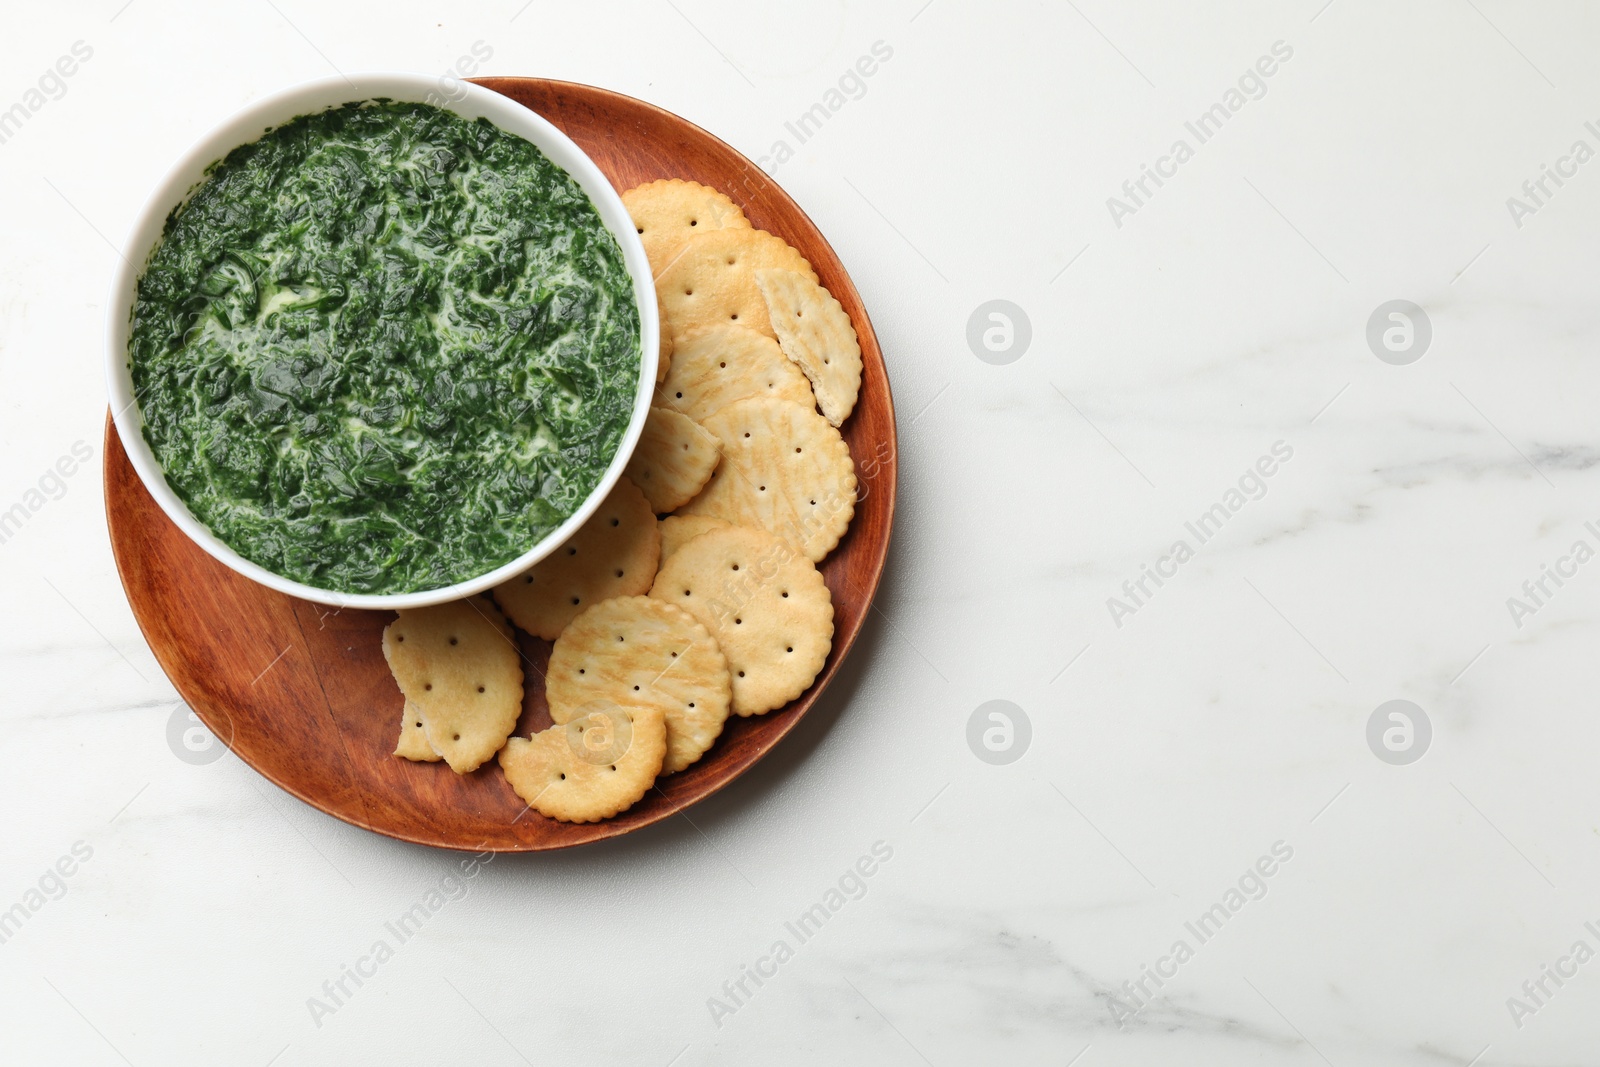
[104,71,659,611]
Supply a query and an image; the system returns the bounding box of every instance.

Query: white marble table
[3,1,1598,1063]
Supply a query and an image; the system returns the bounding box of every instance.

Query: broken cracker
[755,269,862,426]
[547,596,731,774]
[382,598,523,774]
[659,515,733,563]
[677,397,856,562]
[624,406,722,514]
[655,324,815,423]
[623,179,751,276]
[395,699,441,763]
[499,705,667,822]
[492,477,661,640]
[649,525,833,716]
[656,229,815,342]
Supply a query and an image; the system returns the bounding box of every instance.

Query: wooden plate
[104,78,897,851]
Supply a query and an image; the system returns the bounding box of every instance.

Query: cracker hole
[675,391,684,398]
[424,683,433,691]
[688,702,695,708]
[731,563,739,571]
[414,721,422,728]
[477,686,485,693]
[795,447,802,453]
[781,590,789,598]
[567,547,577,555]
[636,227,644,234]
[718,362,726,369]
[610,765,617,771]
[452,733,460,741]
[524,576,533,584]
[615,569,625,577]
[559,772,566,780]
[571,597,580,605]
[730,313,738,321]
[737,671,745,677]
[617,635,625,642]
[690,218,698,226]
[396,635,405,642]
[578,668,585,674]
[759,486,766,492]
[610,518,620,527]
[449,637,458,646]
[683,589,692,596]
[684,288,693,296]
[734,618,742,625]
[743,432,751,438]
[786,646,793,653]
[670,651,678,657]
[633,685,640,691]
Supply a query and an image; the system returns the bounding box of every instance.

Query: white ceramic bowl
[106,73,658,610]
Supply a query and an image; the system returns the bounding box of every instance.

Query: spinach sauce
[130,100,640,595]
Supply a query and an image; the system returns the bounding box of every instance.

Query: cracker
[499,705,667,822]
[492,477,661,640]
[622,179,751,276]
[655,324,815,423]
[656,229,816,342]
[755,269,862,426]
[382,598,523,774]
[677,397,856,562]
[656,291,673,383]
[659,515,733,563]
[624,406,722,514]
[547,597,731,774]
[395,699,441,762]
[649,525,832,715]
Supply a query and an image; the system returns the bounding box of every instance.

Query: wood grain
[104,78,897,852]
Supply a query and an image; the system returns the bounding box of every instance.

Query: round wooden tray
[104,78,897,851]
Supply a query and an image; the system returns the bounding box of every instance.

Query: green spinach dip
[130,100,640,595]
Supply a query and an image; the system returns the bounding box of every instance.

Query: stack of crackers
[380,179,865,824]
